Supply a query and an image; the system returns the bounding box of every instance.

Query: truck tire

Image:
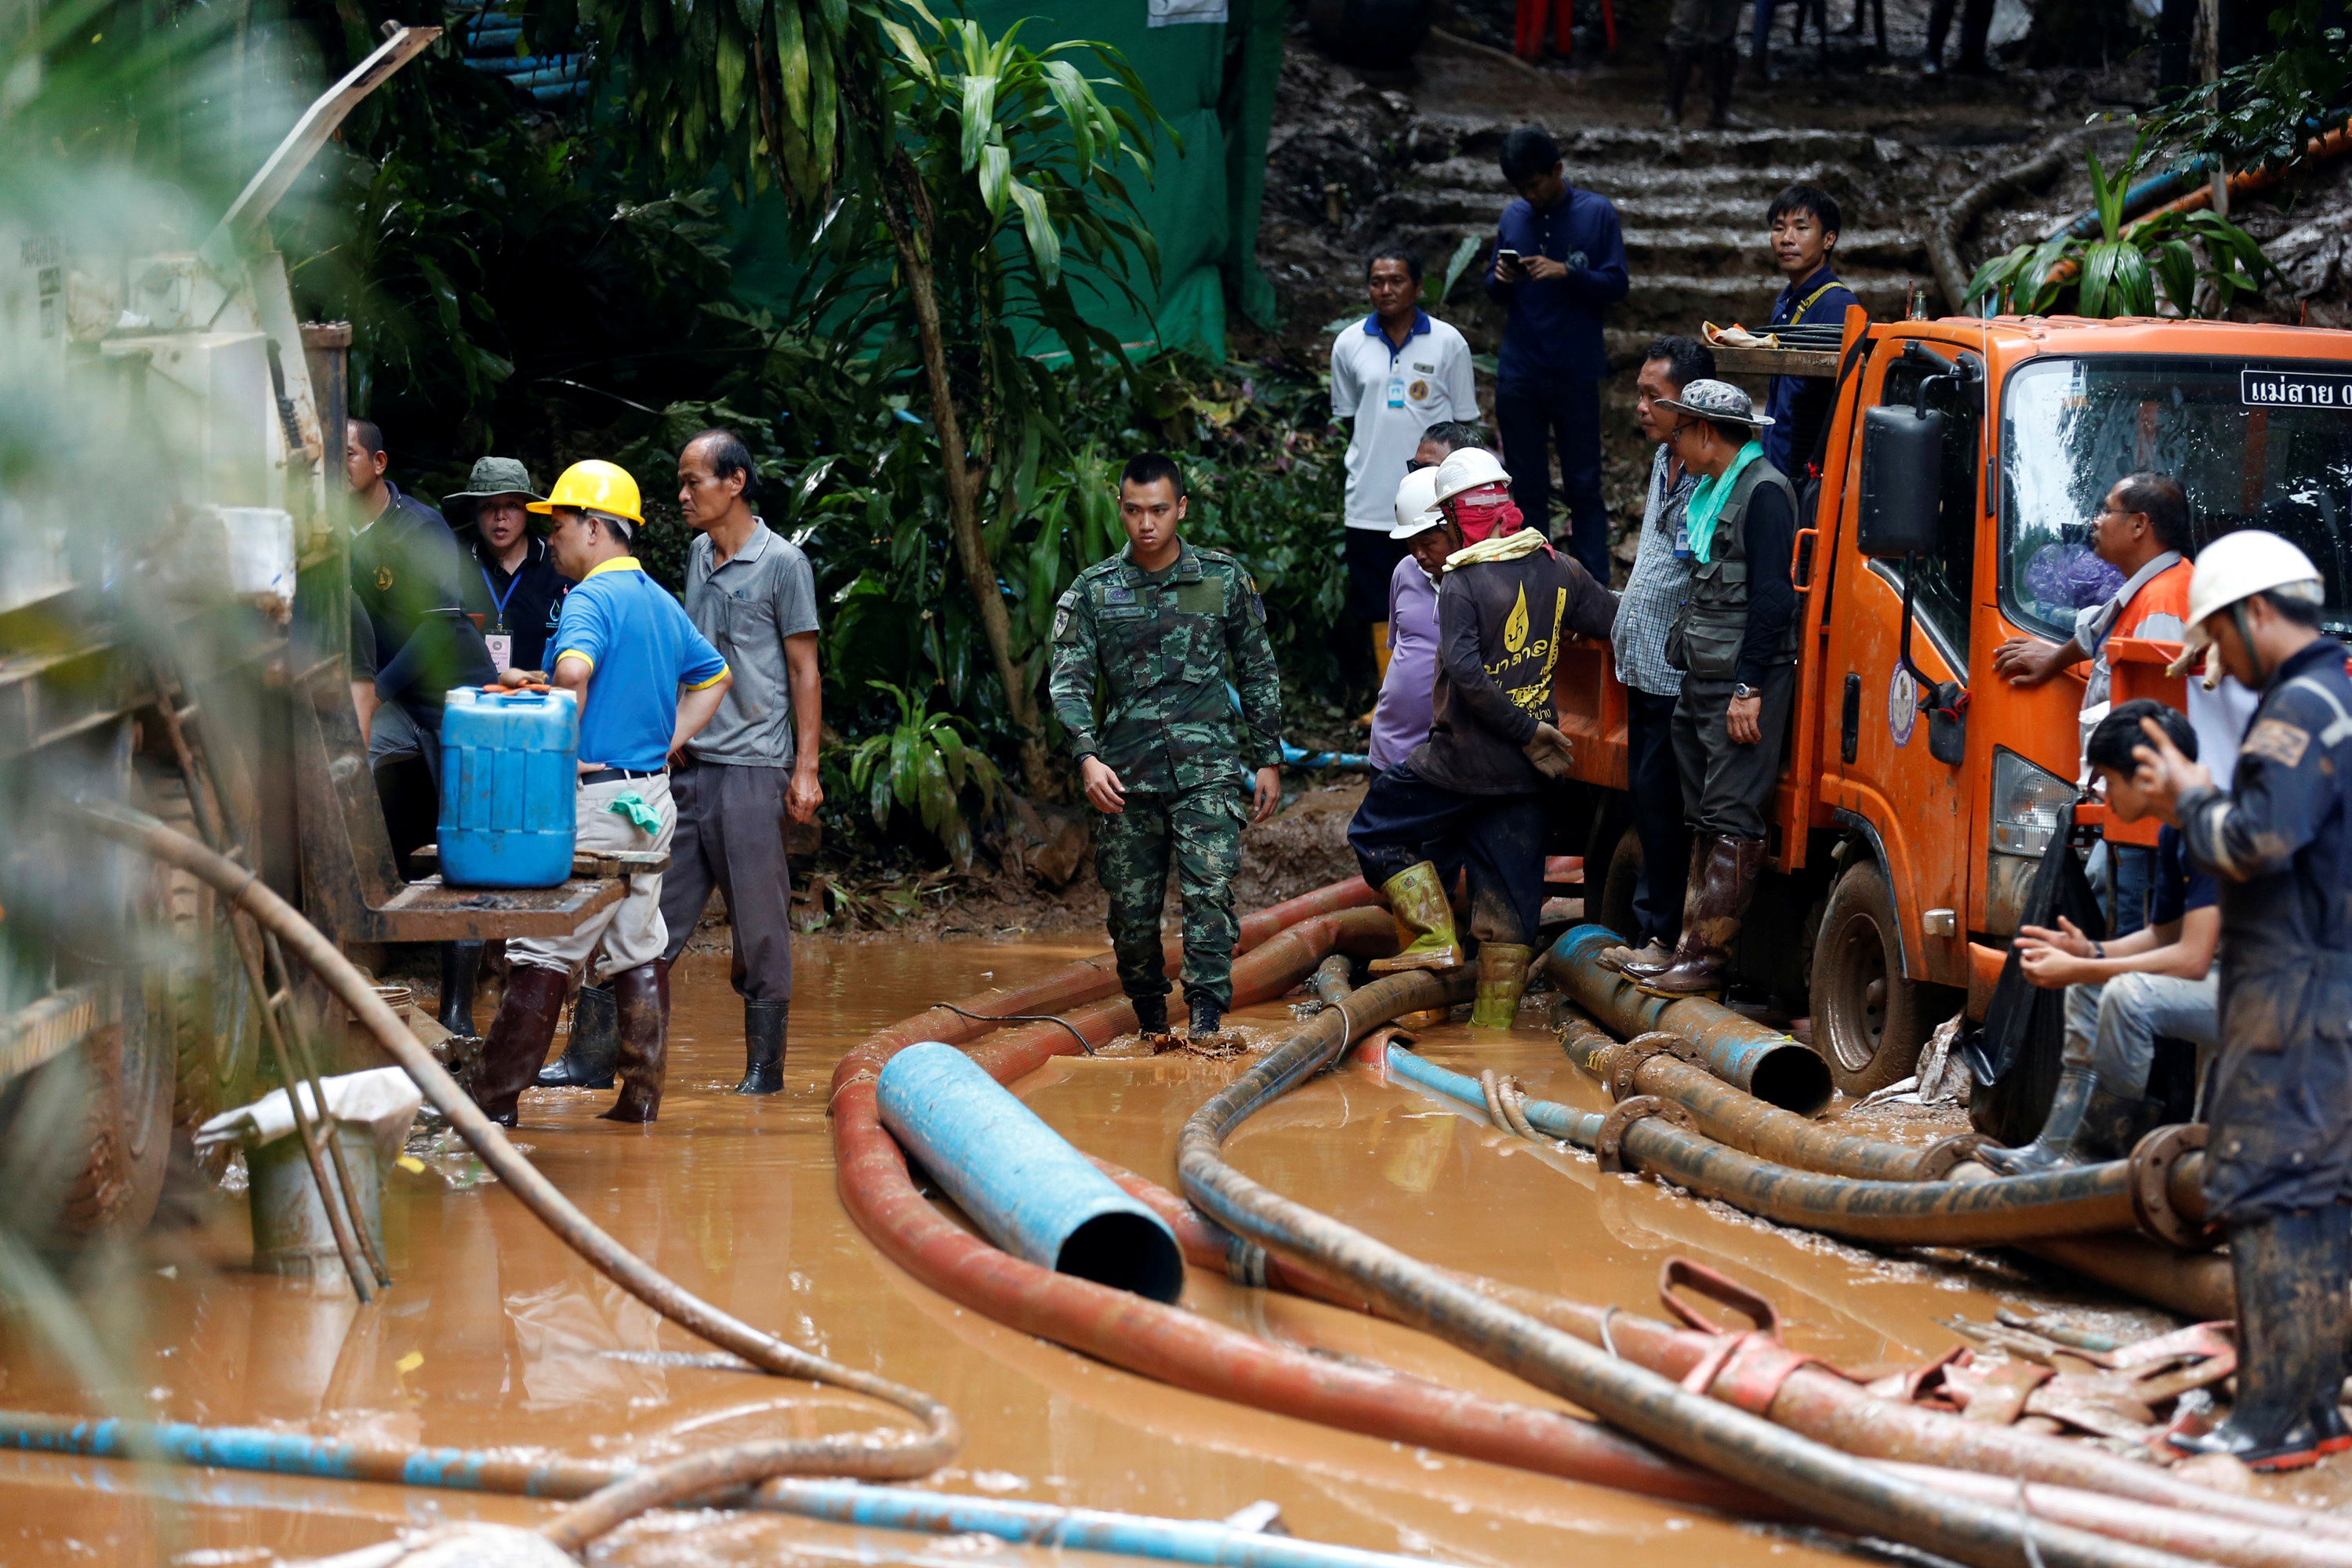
[47,988,173,1240]
[1810,858,1939,1098]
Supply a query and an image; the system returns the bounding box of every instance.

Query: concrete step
[1621,226,1929,275]
[1425,124,1904,170]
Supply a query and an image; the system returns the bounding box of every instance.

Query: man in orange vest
[1993,471,2195,934]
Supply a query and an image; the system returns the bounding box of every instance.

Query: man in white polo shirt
[1330,245,1477,706]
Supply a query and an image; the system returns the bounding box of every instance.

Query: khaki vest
[1680,458,1798,681]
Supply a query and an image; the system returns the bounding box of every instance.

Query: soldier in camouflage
[1049,453,1285,1038]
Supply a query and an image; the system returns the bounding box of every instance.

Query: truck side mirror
[1856,404,1944,558]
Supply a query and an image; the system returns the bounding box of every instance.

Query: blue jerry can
[437,687,579,888]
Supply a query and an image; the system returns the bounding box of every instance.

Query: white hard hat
[1429,446,1511,508]
[1390,467,1444,539]
[2169,528,2326,674]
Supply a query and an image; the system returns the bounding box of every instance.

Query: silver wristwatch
[1733,683,1759,700]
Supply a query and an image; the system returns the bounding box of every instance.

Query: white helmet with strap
[1429,446,1511,508]
[2170,528,2326,677]
[1391,466,1444,539]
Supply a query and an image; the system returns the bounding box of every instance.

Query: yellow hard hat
[528,459,643,525]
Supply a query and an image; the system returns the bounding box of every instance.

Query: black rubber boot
[1663,45,1693,124]
[2168,1207,2352,1470]
[736,1000,786,1094]
[1133,991,1170,1036]
[2073,1087,2164,1163]
[1977,1065,2097,1174]
[437,941,485,1040]
[1189,998,1223,1036]
[474,967,570,1127]
[602,963,667,1123]
[1708,45,1746,126]
[538,983,618,1089]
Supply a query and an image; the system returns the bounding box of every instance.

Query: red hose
[830,889,1784,1518]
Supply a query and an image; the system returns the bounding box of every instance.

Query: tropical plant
[1965,137,2270,318]
[2143,1,2352,178]
[844,681,1005,866]
[535,0,1167,789]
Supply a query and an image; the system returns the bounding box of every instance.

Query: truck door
[1817,338,1982,993]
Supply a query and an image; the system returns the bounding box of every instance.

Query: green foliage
[1421,234,1484,310]
[2143,2,2352,176]
[1965,136,2270,318]
[844,681,1004,865]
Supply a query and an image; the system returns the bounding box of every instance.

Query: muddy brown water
[7,938,2349,1563]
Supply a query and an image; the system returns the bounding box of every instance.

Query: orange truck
[1552,307,2352,1096]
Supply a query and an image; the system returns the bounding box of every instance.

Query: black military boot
[438,941,485,1040]
[2169,1207,2352,1470]
[538,983,617,1089]
[737,1000,786,1094]
[1189,997,1224,1036]
[1977,1065,2096,1174]
[1132,990,1170,1036]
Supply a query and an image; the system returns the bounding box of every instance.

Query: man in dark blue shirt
[1759,186,1859,479]
[1483,127,1630,586]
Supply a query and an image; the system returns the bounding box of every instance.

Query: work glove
[1523,722,1574,780]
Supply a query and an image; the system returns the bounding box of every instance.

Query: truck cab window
[2002,355,2352,641]
[1871,350,1981,662]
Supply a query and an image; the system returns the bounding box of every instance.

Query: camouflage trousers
[1096,782,1246,1011]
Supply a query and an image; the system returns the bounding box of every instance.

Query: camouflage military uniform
[1049,540,1283,1012]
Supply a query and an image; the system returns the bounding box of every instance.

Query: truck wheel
[45,980,174,1240]
[1811,858,1935,1098]
[1594,825,1642,939]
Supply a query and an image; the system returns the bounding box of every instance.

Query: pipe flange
[2129,1122,2220,1252]
[1605,1032,1696,1101]
[1913,1132,1994,1181]
[1596,1095,1693,1175]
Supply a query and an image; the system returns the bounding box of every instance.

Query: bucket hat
[443,456,547,524]
[1655,379,1774,428]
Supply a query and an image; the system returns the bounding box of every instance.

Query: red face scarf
[1447,484,1524,544]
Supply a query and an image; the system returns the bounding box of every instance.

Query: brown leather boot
[1639,836,1765,996]
[474,966,571,1126]
[1621,836,1708,980]
[602,962,667,1123]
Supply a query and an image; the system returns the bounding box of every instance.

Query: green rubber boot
[1470,944,1534,1029]
[1369,861,1465,975]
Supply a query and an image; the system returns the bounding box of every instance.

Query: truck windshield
[2001,354,2352,641]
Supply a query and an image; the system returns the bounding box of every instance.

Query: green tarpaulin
[722,0,1284,362]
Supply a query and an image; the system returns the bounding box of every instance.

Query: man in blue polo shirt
[1485,126,1630,586]
[470,459,731,1128]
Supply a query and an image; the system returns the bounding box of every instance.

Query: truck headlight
[1990,748,2074,857]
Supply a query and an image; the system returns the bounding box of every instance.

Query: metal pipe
[70,800,962,1537]
[876,1040,1185,1302]
[1178,978,2205,1568]
[0,1413,1465,1568]
[1546,927,1831,1112]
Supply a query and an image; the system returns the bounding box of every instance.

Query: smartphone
[1495,248,1522,263]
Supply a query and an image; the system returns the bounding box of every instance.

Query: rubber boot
[2074,1087,2164,1163]
[1133,990,1171,1036]
[1708,45,1746,129]
[601,963,667,1123]
[1640,836,1762,996]
[1976,1065,2096,1175]
[1599,938,1671,975]
[2169,1208,2352,1470]
[538,982,618,1089]
[1622,836,1708,981]
[473,966,571,1127]
[438,941,485,1040]
[736,1000,786,1094]
[1189,997,1223,1036]
[1663,45,1693,124]
[1369,861,1466,975]
[1470,943,1534,1029]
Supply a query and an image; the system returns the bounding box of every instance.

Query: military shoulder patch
[1052,589,1080,644]
[2244,717,2314,770]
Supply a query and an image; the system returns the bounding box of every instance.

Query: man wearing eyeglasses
[1992,473,2194,935]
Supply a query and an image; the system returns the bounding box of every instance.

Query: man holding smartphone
[1485,127,1630,587]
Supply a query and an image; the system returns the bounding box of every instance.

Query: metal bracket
[1914,1131,1994,1181]
[1595,1094,1692,1174]
[1603,1030,1699,1101]
[2129,1122,2220,1251]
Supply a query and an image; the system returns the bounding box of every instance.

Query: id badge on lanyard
[485,632,514,673]
[480,563,521,673]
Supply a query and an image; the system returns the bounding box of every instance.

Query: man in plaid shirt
[1600,336,1715,975]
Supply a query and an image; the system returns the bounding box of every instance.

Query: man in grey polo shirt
[543,427,822,1096]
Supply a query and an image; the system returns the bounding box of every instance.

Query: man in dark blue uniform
[1759,187,1859,481]
[2134,529,2352,1471]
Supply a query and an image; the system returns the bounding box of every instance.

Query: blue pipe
[2042,164,2209,243]
[0,1416,1439,1568]
[1380,1040,1601,1145]
[1280,742,1372,771]
[874,1041,1185,1302]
